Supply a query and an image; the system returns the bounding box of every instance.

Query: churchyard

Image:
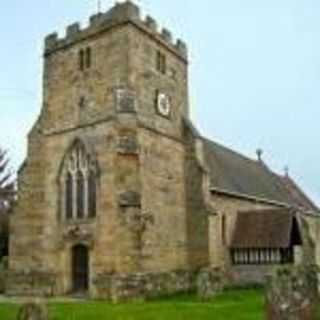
[1,287,320,320]
[0,289,266,320]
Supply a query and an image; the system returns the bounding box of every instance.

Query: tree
[0,148,15,261]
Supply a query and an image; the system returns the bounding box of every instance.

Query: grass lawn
[0,289,319,320]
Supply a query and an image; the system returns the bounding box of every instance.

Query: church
[7,1,320,298]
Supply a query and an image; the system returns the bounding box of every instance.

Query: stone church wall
[183,126,210,270]
[137,128,188,272]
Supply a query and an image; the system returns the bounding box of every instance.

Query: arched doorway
[72,244,89,293]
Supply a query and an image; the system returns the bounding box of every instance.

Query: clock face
[157,92,171,117]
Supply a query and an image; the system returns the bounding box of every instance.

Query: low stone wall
[230,265,274,286]
[5,271,57,297]
[93,270,194,302]
[5,268,225,300]
[93,268,225,302]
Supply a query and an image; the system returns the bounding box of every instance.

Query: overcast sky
[1,0,319,205]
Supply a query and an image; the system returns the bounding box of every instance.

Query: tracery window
[62,141,98,221]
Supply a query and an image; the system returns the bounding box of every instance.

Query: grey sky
[1,0,319,204]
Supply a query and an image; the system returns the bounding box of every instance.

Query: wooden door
[72,244,89,293]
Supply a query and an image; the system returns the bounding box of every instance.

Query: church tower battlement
[45,1,188,60]
[41,0,190,138]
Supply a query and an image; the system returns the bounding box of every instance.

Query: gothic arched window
[62,140,98,221]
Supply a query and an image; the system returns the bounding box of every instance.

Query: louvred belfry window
[62,140,98,221]
[79,47,92,71]
[86,47,91,69]
[156,50,166,74]
[79,49,85,71]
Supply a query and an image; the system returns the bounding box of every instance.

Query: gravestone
[17,300,48,320]
[265,265,319,320]
[196,267,225,301]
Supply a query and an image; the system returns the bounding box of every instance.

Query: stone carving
[265,265,319,320]
[118,206,154,269]
[118,191,141,208]
[196,267,225,301]
[17,300,48,320]
[130,211,154,252]
[117,135,138,154]
[115,89,136,113]
[63,226,93,244]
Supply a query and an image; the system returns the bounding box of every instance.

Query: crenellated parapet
[44,1,188,60]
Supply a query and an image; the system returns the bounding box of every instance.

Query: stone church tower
[8,1,210,297]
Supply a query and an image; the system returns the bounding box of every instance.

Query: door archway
[72,244,89,293]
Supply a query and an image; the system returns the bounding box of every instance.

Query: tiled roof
[202,138,317,211]
[230,209,301,249]
[280,175,318,211]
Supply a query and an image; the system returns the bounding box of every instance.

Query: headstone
[196,267,224,301]
[265,265,319,320]
[17,300,48,320]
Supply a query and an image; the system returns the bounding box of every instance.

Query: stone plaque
[115,89,136,113]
